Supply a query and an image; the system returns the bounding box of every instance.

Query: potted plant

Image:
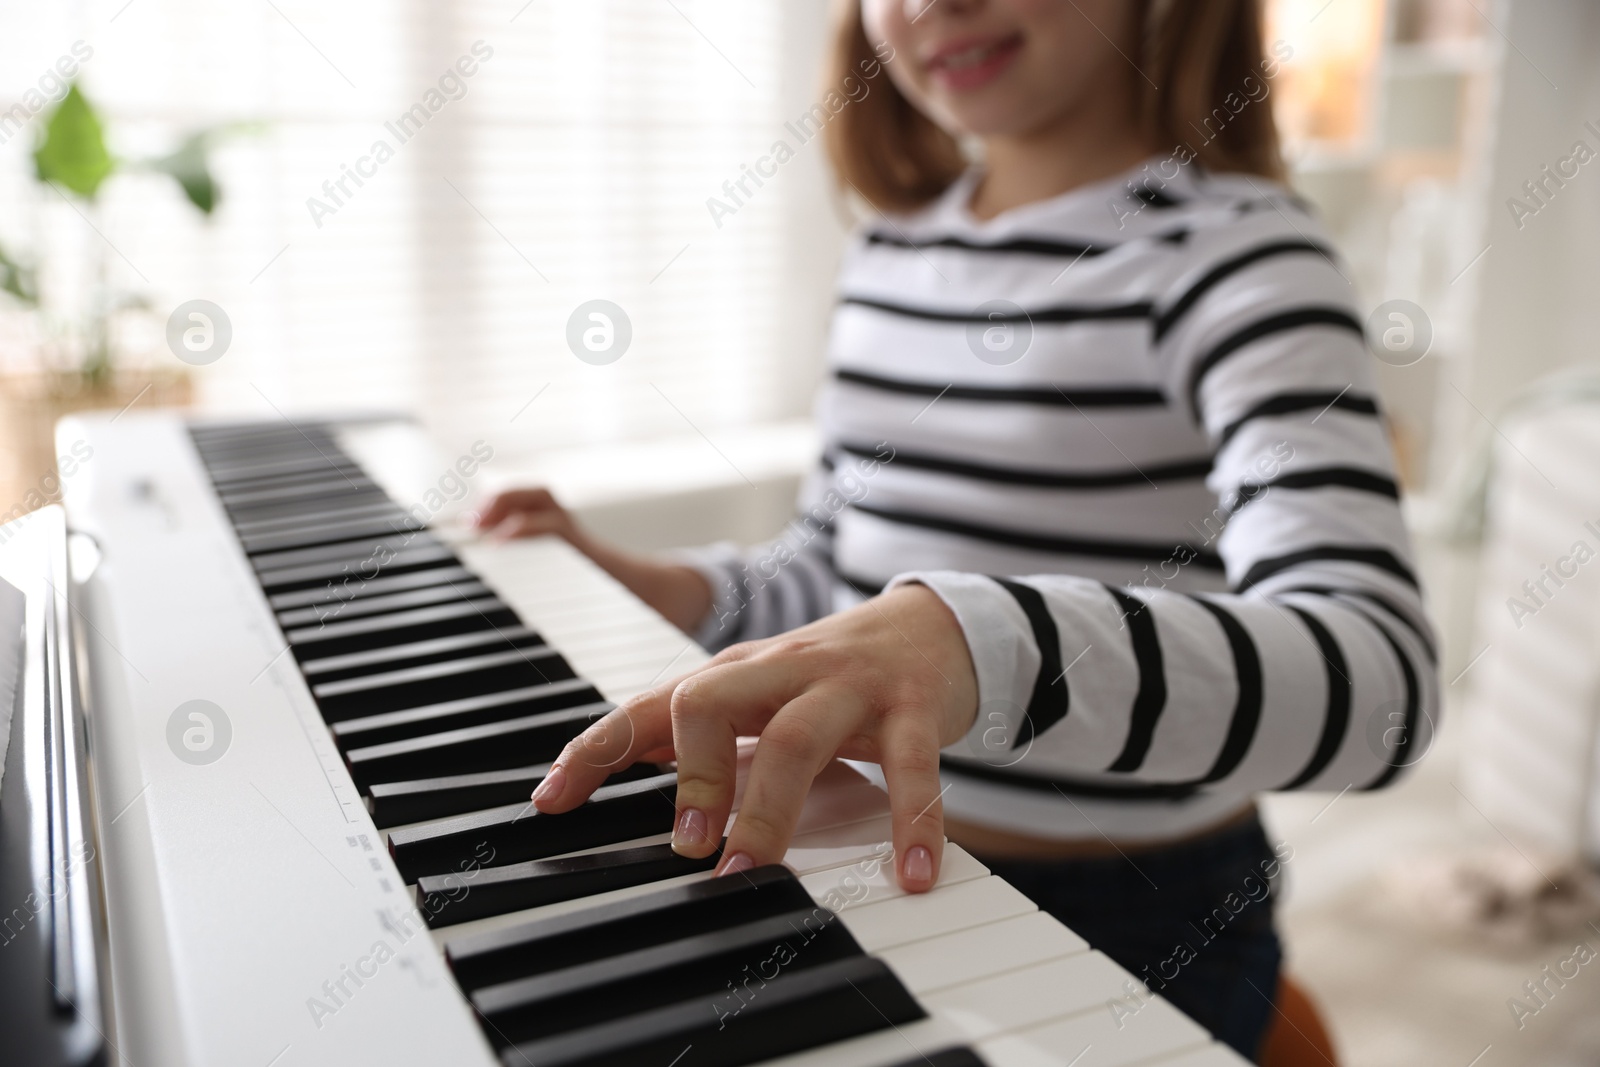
[0,83,244,511]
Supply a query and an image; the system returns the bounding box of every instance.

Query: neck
[968,105,1156,221]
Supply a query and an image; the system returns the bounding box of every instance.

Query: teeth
[938,41,1005,70]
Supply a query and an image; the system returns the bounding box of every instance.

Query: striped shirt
[682,159,1439,842]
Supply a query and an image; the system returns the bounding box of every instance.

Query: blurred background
[4,0,1600,1062]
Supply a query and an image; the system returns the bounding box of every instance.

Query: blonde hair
[823,0,1287,213]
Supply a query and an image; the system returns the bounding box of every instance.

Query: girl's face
[861,0,1142,141]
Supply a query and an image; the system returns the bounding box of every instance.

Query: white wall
[1417,0,1600,670]
[1446,0,1600,414]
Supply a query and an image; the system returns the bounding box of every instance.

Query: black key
[215,439,351,458]
[474,904,861,1046]
[226,489,385,520]
[388,773,677,883]
[233,500,405,537]
[240,514,425,555]
[300,627,545,684]
[497,956,923,1067]
[344,700,609,786]
[417,839,718,926]
[446,865,811,992]
[314,646,571,721]
[204,444,352,469]
[367,759,657,829]
[203,455,364,484]
[219,477,377,508]
[287,599,520,661]
[214,470,372,499]
[267,565,476,611]
[227,471,364,492]
[212,468,372,494]
[256,542,457,593]
[251,532,430,573]
[888,1051,989,1067]
[276,580,490,628]
[332,678,600,749]
[200,433,333,454]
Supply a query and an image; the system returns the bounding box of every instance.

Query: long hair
[823,0,1286,213]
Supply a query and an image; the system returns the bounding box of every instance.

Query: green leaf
[147,131,219,214]
[0,241,38,306]
[33,84,114,199]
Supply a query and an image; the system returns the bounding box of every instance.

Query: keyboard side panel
[61,413,496,1067]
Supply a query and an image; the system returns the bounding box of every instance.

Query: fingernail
[718,852,755,877]
[674,808,710,851]
[904,845,933,886]
[531,763,565,807]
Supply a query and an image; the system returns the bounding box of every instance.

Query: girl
[479,0,1437,1058]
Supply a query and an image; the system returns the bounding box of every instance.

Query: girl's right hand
[472,487,714,634]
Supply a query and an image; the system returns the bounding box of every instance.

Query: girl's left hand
[530,583,979,892]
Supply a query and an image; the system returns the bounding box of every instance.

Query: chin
[931,96,1057,142]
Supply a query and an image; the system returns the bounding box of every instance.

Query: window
[0,1,843,469]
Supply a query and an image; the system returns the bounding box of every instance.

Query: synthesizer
[0,411,1251,1067]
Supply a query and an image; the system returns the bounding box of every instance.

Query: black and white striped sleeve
[673,449,889,652]
[890,235,1439,794]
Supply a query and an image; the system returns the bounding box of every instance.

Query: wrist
[595,549,713,635]
[881,582,980,745]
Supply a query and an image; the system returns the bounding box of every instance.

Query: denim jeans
[977,811,1284,1062]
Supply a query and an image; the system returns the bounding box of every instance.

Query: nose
[903,0,984,22]
[908,0,979,19]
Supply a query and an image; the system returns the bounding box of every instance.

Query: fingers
[488,510,569,542]
[536,642,786,825]
[531,687,674,813]
[667,655,812,860]
[879,710,946,893]
[473,488,556,530]
[717,689,865,874]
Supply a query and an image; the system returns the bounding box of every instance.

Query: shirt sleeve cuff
[664,541,747,650]
[886,570,1040,759]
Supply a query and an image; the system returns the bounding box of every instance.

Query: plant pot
[0,368,191,523]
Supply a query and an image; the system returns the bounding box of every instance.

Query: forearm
[896,568,1437,794]
[668,536,841,653]
[577,537,714,635]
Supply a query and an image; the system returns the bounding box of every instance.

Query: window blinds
[0,0,843,465]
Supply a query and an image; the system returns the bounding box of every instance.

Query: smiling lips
[924,33,1024,91]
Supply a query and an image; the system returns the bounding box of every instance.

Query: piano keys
[0,411,1253,1067]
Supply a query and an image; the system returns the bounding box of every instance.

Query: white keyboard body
[58,412,1249,1067]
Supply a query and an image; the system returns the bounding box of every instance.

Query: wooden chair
[1258,974,1339,1067]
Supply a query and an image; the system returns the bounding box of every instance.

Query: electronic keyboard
[0,411,1251,1067]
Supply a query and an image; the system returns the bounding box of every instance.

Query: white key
[526,600,661,627]
[550,637,683,670]
[880,911,1088,997]
[564,639,690,670]
[801,843,988,912]
[842,875,1037,953]
[975,994,1210,1067]
[431,763,890,944]
[1147,1042,1254,1065]
[924,952,1136,1040]
[532,605,665,632]
[780,760,891,829]
[752,1016,971,1067]
[784,815,895,876]
[429,862,716,948]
